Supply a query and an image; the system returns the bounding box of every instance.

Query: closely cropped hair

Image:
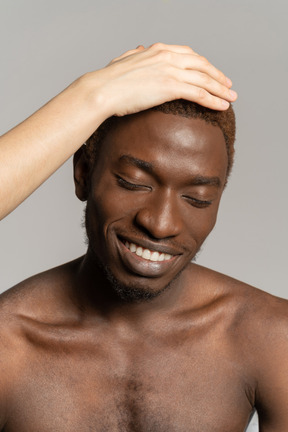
[85,100,236,180]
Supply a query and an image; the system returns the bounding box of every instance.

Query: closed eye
[116,175,212,207]
[116,175,151,191]
[182,195,212,209]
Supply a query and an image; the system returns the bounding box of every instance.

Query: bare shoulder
[0,257,82,325]
[0,257,82,364]
[189,263,288,427]
[0,256,83,367]
[187,263,288,356]
[189,263,288,328]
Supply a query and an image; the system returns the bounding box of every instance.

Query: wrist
[73,71,114,126]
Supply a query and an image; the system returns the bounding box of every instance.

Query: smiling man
[1,96,287,432]
[0,43,287,432]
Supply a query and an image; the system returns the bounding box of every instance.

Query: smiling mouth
[123,240,174,262]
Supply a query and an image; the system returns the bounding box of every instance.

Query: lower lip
[117,239,178,278]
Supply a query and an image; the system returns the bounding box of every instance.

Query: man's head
[74,101,235,303]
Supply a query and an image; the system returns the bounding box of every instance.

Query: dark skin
[0,111,287,432]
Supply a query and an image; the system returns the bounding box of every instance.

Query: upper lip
[118,235,183,256]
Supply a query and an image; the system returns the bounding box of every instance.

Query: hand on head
[89,42,237,119]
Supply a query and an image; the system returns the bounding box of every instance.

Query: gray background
[1,1,287,430]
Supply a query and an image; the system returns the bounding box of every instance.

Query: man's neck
[72,252,190,328]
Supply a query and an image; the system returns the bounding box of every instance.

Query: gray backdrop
[1,1,287,431]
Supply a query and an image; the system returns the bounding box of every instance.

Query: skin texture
[0,112,287,432]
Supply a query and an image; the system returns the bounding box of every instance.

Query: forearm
[0,75,107,220]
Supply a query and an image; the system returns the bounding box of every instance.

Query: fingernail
[226,77,232,87]
[222,100,230,108]
[229,90,237,100]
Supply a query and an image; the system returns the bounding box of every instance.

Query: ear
[73,145,90,201]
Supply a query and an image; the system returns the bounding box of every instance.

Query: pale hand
[78,43,237,119]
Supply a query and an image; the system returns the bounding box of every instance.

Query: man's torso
[0,261,281,432]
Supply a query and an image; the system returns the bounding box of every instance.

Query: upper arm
[254,300,288,431]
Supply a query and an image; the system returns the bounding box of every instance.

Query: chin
[103,262,171,303]
[102,257,190,304]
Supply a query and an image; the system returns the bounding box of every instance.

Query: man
[1,44,287,431]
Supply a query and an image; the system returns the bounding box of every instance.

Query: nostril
[134,197,183,239]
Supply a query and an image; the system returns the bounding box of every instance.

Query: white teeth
[150,251,160,262]
[130,243,137,253]
[159,253,165,261]
[124,240,174,262]
[136,246,143,256]
[142,249,151,260]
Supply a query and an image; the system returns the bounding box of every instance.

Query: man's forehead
[105,110,225,150]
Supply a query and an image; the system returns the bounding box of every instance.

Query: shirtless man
[0,44,287,431]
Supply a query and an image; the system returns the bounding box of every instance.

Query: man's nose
[134,191,183,239]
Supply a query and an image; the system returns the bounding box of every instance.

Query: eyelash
[182,196,212,208]
[116,176,149,190]
[116,176,212,208]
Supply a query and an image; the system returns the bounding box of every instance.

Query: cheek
[87,184,132,241]
[184,207,219,246]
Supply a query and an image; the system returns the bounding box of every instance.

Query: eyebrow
[118,154,222,188]
[119,154,154,174]
[189,175,221,187]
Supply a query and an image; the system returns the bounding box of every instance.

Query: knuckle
[150,42,165,50]
[183,44,194,53]
[218,70,227,83]
[157,49,173,63]
[201,72,212,86]
[198,88,208,100]
[199,55,209,66]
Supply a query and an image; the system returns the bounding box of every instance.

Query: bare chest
[5,333,254,432]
